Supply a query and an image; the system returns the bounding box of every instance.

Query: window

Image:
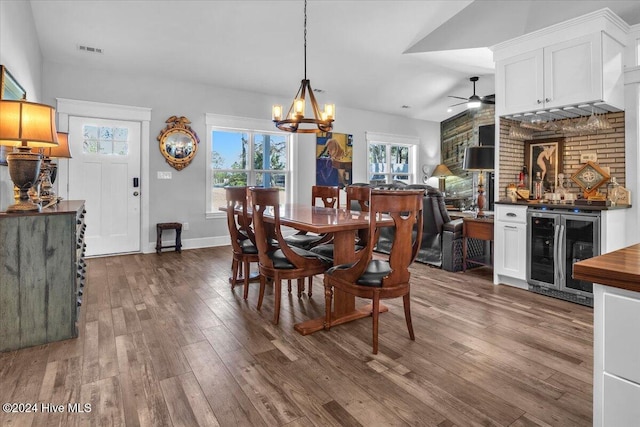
[366,132,418,184]
[82,124,129,155]
[206,115,292,216]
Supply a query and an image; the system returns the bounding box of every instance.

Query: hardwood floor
[0,247,593,426]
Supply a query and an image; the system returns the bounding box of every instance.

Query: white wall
[624,24,640,246]
[0,0,44,210]
[41,60,439,249]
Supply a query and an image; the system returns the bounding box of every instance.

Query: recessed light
[447,108,452,112]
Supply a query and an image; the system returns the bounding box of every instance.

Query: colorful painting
[316,132,353,188]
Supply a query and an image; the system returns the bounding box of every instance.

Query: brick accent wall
[441,105,495,207]
[498,112,625,198]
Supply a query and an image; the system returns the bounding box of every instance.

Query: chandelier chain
[303,0,307,80]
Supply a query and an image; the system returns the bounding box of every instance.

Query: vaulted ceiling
[29,0,640,123]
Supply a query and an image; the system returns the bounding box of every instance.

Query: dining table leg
[293,229,388,335]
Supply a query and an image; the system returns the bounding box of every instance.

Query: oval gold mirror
[157,115,199,171]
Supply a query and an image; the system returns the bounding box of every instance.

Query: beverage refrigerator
[527,207,600,306]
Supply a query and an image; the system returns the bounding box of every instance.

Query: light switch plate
[157,171,172,179]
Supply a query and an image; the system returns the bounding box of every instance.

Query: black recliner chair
[373,184,471,271]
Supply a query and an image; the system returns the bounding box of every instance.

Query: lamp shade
[431,163,453,178]
[45,132,72,158]
[0,100,59,148]
[463,146,494,171]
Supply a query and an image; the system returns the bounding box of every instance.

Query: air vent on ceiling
[313,88,325,93]
[78,45,103,54]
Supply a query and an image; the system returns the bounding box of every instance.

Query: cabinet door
[602,373,640,427]
[543,33,601,109]
[496,49,544,116]
[495,222,527,280]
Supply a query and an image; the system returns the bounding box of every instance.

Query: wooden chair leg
[324,282,333,330]
[307,276,313,297]
[287,280,292,293]
[257,274,266,310]
[403,293,415,341]
[231,258,240,289]
[242,259,250,300]
[372,292,380,354]
[297,278,304,298]
[273,279,282,324]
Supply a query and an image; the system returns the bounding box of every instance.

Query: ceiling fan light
[467,95,481,109]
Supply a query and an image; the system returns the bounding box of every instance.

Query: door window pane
[82,125,129,155]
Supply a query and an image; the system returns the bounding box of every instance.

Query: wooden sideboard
[0,201,86,352]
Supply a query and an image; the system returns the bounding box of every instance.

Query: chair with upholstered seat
[284,185,339,250]
[323,189,423,354]
[310,184,371,260]
[250,187,332,324]
[225,186,259,299]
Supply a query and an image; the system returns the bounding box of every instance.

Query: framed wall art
[524,138,564,192]
[316,132,353,188]
[1,65,27,166]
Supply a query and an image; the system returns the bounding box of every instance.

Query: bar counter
[573,244,640,427]
[573,243,640,292]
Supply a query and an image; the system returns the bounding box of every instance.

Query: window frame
[365,131,419,184]
[205,114,294,218]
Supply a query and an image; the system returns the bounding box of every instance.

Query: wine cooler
[527,207,600,306]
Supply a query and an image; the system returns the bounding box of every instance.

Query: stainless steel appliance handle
[553,224,560,284]
[558,224,565,285]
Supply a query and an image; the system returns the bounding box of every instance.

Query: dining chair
[284,185,340,250]
[323,189,424,354]
[250,187,332,324]
[225,186,259,299]
[310,184,372,261]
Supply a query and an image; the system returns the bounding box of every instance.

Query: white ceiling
[29,0,640,123]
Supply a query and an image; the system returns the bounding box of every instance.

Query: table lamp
[463,146,494,217]
[431,163,453,195]
[0,100,59,212]
[39,132,72,202]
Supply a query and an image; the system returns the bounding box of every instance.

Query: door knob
[133,191,139,196]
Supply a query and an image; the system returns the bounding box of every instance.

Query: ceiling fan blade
[481,99,495,105]
[448,101,467,107]
[482,94,495,100]
[448,95,468,101]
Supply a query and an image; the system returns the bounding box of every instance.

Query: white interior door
[68,116,141,256]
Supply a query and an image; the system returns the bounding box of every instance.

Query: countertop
[495,200,631,211]
[573,244,640,293]
[0,200,84,217]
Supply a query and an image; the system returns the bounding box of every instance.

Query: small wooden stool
[156,222,182,254]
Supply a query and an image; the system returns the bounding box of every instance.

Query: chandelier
[272,0,335,133]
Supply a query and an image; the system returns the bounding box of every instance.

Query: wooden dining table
[224,203,392,335]
[269,204,395,335]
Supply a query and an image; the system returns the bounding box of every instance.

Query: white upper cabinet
[543,33,602,109]
[498,49,544,115]
[493,9,628,118]
[497,32,623,116]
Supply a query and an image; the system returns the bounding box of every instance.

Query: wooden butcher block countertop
[574,244,640,293]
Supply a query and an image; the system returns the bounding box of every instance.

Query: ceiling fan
[448,76,495,109]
